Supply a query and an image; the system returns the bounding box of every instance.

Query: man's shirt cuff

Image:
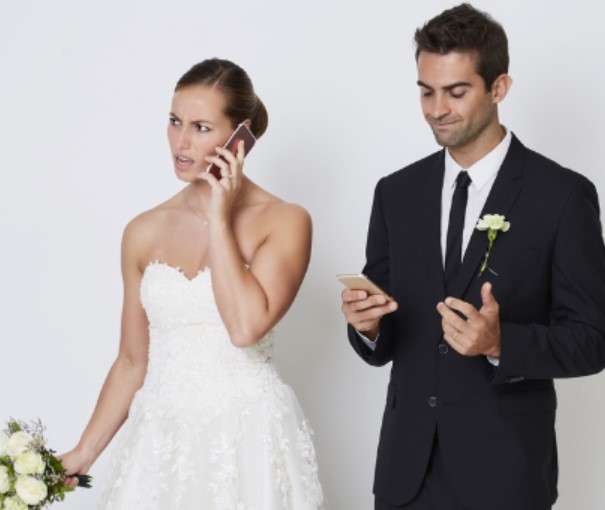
[487,355,500,366]
[356,330,379,351]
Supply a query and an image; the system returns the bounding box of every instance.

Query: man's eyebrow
[417,80,473,90]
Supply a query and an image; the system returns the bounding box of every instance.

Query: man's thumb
[481,282,495,307]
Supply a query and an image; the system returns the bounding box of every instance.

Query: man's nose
[431,94,450,119]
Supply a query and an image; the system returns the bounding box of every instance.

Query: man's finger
[348,301,397,326]
[437,301,471,331]
[342,289,368,303]
[351,297,396,314]
[481,282,497,307]
[444,297,478,319]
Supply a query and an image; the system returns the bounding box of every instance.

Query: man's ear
[491,74,513,104]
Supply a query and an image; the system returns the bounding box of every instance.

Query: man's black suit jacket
[348,135,605,509]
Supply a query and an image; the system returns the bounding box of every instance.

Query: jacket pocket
[497,383,556,416]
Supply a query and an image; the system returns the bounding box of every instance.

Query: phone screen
[206,123,256,179]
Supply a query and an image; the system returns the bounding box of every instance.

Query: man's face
[417,51,498,150]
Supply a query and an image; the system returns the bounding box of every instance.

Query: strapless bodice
[137,261,277,409]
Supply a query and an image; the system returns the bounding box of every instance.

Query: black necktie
[445,171,472,293]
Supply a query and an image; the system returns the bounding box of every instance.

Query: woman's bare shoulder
[124,206,168,240]
[246,184,311,226]
[244,190,312,272]
[263,197,311,230]
[121,196,183,264]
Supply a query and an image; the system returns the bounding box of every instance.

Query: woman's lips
[175,155,194,170]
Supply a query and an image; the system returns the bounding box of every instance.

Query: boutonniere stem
[476,214,510,276]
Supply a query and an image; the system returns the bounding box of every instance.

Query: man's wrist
[356,329,380,351]
[360,324,380,342]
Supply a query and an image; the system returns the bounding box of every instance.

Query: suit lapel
[420,151,447,302]
[449,135,526,298]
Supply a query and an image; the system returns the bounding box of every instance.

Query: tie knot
[456,171,471,189]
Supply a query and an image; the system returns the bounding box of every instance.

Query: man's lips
[430,118,460,128]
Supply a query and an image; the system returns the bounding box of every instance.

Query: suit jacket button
[439,343,449,354]
[427,396,438,408]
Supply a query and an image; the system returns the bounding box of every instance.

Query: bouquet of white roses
[0,419,91,509]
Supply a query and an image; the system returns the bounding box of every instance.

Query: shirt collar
[444,127,513,191]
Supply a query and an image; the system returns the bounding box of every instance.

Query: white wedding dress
[98,261,325,509]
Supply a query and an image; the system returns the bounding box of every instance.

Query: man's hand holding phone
[338,274,398,341]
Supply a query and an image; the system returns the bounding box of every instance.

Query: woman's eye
[169,116,180,126]
[197,124,210,133]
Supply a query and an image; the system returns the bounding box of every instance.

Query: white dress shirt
[359,128,513,361]
[440,128,512,263]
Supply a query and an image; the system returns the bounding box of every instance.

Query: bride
[60,58,325,509]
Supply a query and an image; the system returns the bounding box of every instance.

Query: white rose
[0,431,9,456]
[476,214,510,232]
[3,496,28,510]
[6,432,33,459]
[15,475,48,505]
[14,451,45,476]
[0,465,10,493]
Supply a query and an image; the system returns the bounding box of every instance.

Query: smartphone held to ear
[207,123,256,179]
[336,273,393,301]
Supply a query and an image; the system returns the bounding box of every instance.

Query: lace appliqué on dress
[97,262,325,509]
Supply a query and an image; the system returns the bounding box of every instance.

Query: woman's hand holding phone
[198,140,246,224]
[196,123,256,224]
[205,123,256,180]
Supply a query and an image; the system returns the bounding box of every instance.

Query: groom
[342,4,605,510]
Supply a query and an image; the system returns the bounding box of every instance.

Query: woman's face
[167,85,234,182]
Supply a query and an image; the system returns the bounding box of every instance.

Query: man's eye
[422,91,433,98]
[450,90,466,98]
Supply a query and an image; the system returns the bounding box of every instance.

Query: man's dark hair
[414,3,509,90]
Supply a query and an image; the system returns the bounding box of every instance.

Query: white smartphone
[336,273,393,301]
[206,122,256,179]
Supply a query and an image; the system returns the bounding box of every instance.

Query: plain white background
[1,1,604,508]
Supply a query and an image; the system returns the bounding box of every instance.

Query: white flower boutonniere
[476,214,510,276]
